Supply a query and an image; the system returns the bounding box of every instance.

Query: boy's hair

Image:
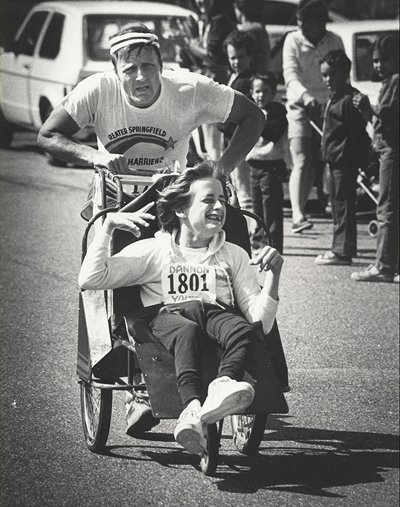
[251,72,278,93]
[320,49,351,76]
[372,34,399,62]
[110,22,162,69]
[157,161,219,233]
[223,30,254,55]
[297,0,329,22]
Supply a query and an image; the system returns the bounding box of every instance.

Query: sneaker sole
[292,221,313,234]
[174,427,206,455]
[200,389,254,424]
[126,413,160,437]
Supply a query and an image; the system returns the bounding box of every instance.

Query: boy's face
[320,61,347,93]
[251,78,275,108]
[372,50,395,80]
[226,44,251,74]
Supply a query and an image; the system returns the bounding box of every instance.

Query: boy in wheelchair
[78,161,283,455]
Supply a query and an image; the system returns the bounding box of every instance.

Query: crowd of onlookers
[180,0,399,283]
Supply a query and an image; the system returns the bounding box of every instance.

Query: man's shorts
[286,102,324,140]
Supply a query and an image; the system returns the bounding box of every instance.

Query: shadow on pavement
[213,415,399,498]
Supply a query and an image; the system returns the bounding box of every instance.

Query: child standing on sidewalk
[351,35,399,282]
[314,50,371,266]
[246,73,288,254]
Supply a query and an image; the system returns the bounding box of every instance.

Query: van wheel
[0,109,14,148]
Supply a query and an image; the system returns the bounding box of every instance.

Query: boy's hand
[105,202,155,236]
[352,93,374,121]
[250,246,284,274]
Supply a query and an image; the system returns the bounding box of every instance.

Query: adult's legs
[289,135,314,224]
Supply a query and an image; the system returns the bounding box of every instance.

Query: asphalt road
[0,133,399,507]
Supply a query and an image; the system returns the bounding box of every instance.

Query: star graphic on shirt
[165,136,177,150]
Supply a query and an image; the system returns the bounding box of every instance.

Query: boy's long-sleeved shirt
[247,102,288,162]
[283,29,345,106]
[321,85,371,167]
[373,73,399,150]
[79,229,279,335]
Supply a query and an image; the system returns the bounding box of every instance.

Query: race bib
[161,263,217,305]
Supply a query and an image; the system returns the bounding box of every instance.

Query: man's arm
[217,91,265,176]
[37,106,130,173]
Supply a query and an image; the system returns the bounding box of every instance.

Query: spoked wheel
[231,413,268,456]
[80,382,112,452]
[200,423,220,476]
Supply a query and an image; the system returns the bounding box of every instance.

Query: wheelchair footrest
[135,342,183,418]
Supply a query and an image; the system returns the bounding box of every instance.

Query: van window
[39,13,65,59]
[16,11,48,56]
[84,15,187,64]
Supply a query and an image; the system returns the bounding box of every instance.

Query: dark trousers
[149,300,255,407]
[329,163,358,258]
[376,145,399,274]
[249,160,284,254]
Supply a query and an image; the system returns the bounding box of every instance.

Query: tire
[0,109,14,148]
[80,382,112,452]
[231,413,268,456]
[199,423,219,476]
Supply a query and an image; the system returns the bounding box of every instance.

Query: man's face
[320,61,347,93]
[226,44,251,74]
[180,178,226,242]
[297,15,325,45]
[115,45,162,108]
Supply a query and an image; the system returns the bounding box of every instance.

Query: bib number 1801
[167,272,209,294]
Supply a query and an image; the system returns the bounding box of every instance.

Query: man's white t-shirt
[62,69,235,174]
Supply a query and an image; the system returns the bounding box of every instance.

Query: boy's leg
[330,165,357,259]
[250,166,264,248]
[260,167,284,253]
[375,147,399,274]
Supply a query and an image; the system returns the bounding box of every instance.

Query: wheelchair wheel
[80,382,112,452]
[368,220,378,237]
[231,413,268,456]
[200,423,219,476]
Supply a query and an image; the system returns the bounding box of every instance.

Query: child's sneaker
[174,403,206,455]
[351,264,393,282]
[125,393,160,437]
[199,376,255,424]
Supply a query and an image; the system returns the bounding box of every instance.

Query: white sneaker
[174,403,206,455]
[199,376,255,424]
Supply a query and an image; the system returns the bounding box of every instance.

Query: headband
[109,32,160,56]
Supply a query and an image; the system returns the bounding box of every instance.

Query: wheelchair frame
[77,168,288,476]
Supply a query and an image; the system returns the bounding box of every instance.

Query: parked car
[0,1,196,150]
[328,19,399,106]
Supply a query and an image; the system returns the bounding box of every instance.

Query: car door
[1,10,49,126]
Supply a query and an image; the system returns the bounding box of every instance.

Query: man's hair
[156,161,218,233]
[110,22,162,69]
[223,30,254,55]
[251,72,278,93]
[234,0,265,22]
[297,0,329,22]
[320,49,351,76]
